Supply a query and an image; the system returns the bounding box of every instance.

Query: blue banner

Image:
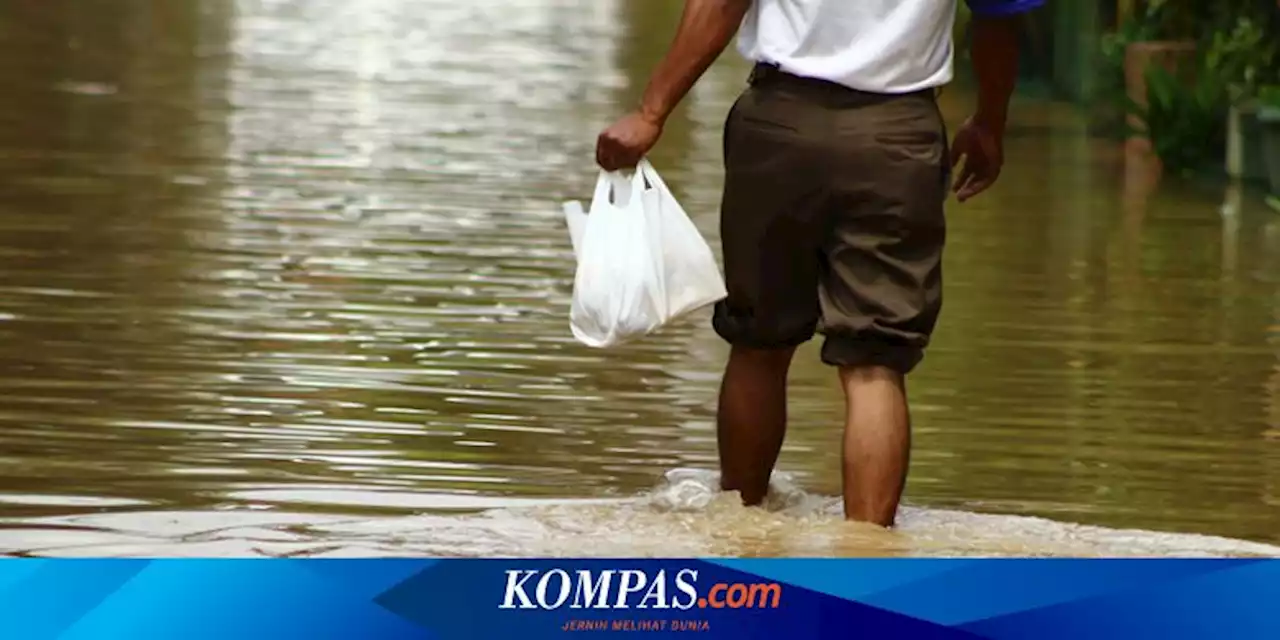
[0,559,1276,639]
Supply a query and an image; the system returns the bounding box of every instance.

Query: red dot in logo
[697,598,707,608]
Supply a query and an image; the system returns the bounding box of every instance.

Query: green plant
[1134,0,1215,41]
[1100,13,1158,63]
[1092,15,1162,138]
[1096,0,1277,144]
[1260,85,1280,110]
[1092,1,1208,139]
[1125,65,1229,177]
[1204,16,1280,105]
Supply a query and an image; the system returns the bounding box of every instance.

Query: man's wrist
[973,107,1008,133]
[638,101,669,127]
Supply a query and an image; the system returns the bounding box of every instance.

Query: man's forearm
[969,14,1022,130]
[638,0,751,126]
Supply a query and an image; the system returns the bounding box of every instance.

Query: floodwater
[0,0,1278,558]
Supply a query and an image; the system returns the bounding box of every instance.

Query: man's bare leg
[717,345,796,505]
[839,365,911,526]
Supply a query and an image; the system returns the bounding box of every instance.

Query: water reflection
[0,0,1276,557]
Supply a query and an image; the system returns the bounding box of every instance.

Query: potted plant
[1116,1,1204,149]
[1093,13,1159,138]
[1125,64,1229,178]
[1207,15,1280,182]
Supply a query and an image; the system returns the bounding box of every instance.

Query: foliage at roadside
[1262,86,1280,111]
[1101,0,1280,176]
[1123,68,1228,177]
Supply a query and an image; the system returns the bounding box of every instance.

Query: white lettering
[500,570,538,609]
[536,569,572,609]
[672,569,699,610]
[571,570,614,609]
[637,570,669,609]
[614,570,648,609]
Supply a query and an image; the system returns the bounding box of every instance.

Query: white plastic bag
[564,159,727,348]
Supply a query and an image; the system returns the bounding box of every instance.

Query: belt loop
[748,61,778,86]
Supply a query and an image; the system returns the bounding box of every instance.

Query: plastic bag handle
[592,164,653,210]
[636,159,668,195]
[631,163,656,204]
[591,170,616,208]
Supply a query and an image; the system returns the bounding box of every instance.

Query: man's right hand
[595,111,663,171]
[593,0,751,171]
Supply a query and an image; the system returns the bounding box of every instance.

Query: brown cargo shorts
[711,63,950,374]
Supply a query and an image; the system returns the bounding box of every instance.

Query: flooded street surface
[0,0,1278,557]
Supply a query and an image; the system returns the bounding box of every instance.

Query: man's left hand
[949,116,1004,202]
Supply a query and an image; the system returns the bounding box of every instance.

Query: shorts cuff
[820,335,924,374]
[712,303,816,349]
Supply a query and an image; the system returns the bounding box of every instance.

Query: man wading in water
[596,0,1041,526]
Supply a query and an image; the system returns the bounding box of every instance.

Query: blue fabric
[964,0,1045,16]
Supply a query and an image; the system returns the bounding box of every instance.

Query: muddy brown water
[0,0,1277,557]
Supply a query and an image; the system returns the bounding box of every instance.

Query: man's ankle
[720,476,768,506]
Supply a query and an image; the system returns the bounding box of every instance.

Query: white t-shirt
[736,0,1038,94]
